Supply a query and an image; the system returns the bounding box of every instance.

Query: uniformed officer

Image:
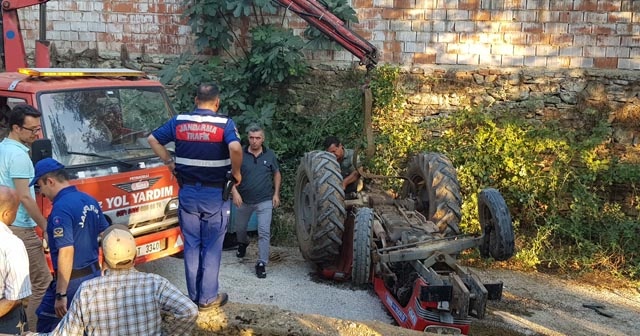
[30,158,109,332]
[148,82,242,312]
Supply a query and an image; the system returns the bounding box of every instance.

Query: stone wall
[17,0,640,70]
[400,66,639,150]
[50,47,640,157]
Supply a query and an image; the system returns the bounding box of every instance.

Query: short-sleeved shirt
[236,146,279,204]
[152,109,241,183]
[340,148,359,178]
[0,222,32,301]
[0,138,37,228]
[34,268,198,336]
[47,186,109,271]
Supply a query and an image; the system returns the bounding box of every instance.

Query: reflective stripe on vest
[176,114,229,123]
[175,157,231,168]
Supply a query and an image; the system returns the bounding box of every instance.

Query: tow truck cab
[0,68,183,265]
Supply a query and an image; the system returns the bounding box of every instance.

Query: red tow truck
[0,0,183,265]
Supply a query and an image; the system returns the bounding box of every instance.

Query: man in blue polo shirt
[148,82,242,312]
[231,125,281,278]
[30,158,109,332]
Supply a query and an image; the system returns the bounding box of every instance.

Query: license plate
[137,239,164,257]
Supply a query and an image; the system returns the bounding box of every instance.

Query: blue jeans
[178,184,229,305]
[235,200,272,265]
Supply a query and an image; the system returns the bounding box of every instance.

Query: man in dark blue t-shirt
[232,125,281,278]
[30,158,109,332]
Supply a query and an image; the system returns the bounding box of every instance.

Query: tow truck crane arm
[272,0,378,70]
[1,0,376,71]
[1,0,50,71]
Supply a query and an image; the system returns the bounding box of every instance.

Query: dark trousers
[0,302,27,334]
[179,184,229,305]
[35,267,101,332]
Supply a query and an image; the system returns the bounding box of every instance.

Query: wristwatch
[55,293,67,300]
[164,158,174,165]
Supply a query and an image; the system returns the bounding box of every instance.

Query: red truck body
[0,69,184,266]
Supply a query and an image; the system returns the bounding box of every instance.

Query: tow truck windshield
[38,87,174,169]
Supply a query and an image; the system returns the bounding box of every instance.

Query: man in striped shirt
[29,225,198,336]
[0,185,31,334]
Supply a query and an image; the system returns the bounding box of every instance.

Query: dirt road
[472,268,640,336]
[139,246,640,335]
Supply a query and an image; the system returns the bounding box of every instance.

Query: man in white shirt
[0,185,32,334]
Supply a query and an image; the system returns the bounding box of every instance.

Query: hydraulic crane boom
[272,0,378,70]
[1,0,50,71]
[1,0,376,71]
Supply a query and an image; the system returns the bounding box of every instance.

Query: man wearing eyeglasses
[0,104,52,331]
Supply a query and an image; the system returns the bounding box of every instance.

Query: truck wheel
[294,151,346,264]
[352,207,374,285]
[402,153,462,236]
[478,188,514,261]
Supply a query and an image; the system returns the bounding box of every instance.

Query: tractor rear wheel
[352,207,374,286]
[401,153,462,236]
[294,151,346,264]
[478,188,514,261]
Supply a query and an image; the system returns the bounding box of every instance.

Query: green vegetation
[367,66,640,280]
[161,0,362,245]
[163,2,639,280]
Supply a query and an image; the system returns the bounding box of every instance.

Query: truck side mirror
[31,138,52,164]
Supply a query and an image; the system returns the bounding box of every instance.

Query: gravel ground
[137,242,640,335]
[137,244,394,324]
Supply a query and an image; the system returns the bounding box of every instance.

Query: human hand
[42,237,49,253]
[232,172,242,186]
[167,161,176,174]
[232,189,243,207]
[273,195,280,208]
[55,297,67,318]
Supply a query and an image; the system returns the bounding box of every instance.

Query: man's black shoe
[236,243,248,258]
[256,262,266,279]
[198,293,228,312]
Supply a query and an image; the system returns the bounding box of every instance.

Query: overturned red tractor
[295,151,514,335]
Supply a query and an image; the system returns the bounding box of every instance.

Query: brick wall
[17,0,640,69]
[19,0,193,56]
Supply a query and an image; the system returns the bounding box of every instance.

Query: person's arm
[157,278,198,335]
[231,186,243,207]
[54,246,74,317]
[229,141,243,185]
[29,284,88,336]
[148,134,175,173]
[342,170,360,190]
[272,171,281,208]
[1,238,31,318]
[0,298,20,317]
[13,178,47,231]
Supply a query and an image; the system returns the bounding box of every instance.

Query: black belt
[178,178,224,188]
[54,261,100,281]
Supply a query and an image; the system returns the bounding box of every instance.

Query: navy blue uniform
[152,109,240,305]
[36,186,109,332]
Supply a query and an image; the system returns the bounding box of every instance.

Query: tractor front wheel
[478,188,514,261]
[352,207,374,285]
